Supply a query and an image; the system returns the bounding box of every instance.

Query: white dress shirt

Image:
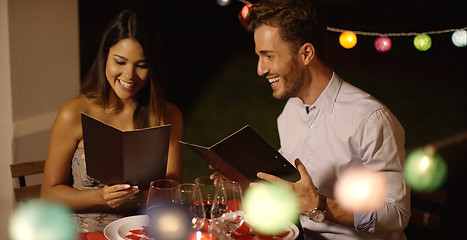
[277,73,410,239]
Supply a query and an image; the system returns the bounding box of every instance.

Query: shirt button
[308,155,313,160]
[310,124,315,128]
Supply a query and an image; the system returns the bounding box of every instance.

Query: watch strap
[317,193,327,211]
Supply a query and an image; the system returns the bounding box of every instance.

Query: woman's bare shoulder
[164,101,183,123]
[56,96,95,125]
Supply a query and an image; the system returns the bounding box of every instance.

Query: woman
[41,9,183,232]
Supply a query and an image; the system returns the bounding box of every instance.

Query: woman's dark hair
[80,9,167,128]
[245,0,328,62]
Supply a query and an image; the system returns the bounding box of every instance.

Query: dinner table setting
[78,176,300,240]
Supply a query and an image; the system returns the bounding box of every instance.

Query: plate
[103,215,150,240]
[238,215,299,240]
[278,223,299,240]
[235,223,299,240]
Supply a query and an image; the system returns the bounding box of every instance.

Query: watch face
[310,210,325,222]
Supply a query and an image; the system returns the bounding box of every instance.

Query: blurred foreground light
[242,182,299,235]
[334,167,387,213]
[9,201,75,240]
[148,205,192,240]
[216,0,230,7]
[451,29,467,47]
[374,36,392,52]
[413,34,432,51]
[404,147,447,192]
[339,31,357,49]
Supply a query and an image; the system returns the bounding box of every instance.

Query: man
[244,0,411,239]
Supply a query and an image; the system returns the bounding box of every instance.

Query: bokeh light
[9,201,75,240]
[413,34,432,51]
[216,0,231,7]
[374,36,392,52]
[404,147,447,192]
[339,31,357,49]
[148,205,192,240]
[242,182,299,235]
[451,29,467,47]
[334,167,387,213]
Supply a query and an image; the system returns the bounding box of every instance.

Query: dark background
[79,0,466,238]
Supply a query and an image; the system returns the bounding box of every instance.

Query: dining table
[77,220,299,240]
[78,232,106,240]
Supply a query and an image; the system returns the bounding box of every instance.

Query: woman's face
[106,38,149,101]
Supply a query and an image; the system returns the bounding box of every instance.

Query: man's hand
[254,158,319,214]
[208,165,230,181]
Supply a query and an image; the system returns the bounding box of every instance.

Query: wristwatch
[307,193,327,222]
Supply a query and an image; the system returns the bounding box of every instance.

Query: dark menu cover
[81,113,171,189]
[181,125,300,189]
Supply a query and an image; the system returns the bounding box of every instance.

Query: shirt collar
[288,72,343,114]
[312,72,342,113]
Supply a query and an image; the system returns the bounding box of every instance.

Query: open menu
[181,125,300,189]
[81,113,171,189]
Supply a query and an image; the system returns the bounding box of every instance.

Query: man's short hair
[245,0,328,62]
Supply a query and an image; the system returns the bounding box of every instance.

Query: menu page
[81,113,171,189]
[181,125,300,189]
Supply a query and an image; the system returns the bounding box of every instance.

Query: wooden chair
[10,160,45,202]
[405,189,448,239]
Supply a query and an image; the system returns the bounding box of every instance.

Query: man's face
[254,25,304,100]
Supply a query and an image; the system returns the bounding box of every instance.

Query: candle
[189,231,218,240]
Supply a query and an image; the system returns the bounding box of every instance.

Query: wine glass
[194,176,223,234]
[146,179,180,214]
[179,183,206,231]
[211,180,244,240]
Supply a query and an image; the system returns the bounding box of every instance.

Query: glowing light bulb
[216,0,230,7]
[334,167,387,213]
[451,29,467,47]
[242,182,299,235]
[374,36,392,52]
[413,34,432,51]
[354,182,370,199]
[419,156,431,172]
[240,4,253,21]
[404,148,447,192]
[339,31,357,49]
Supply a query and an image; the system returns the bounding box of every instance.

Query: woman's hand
[101,184,140,208]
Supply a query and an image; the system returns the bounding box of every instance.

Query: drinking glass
[179,183,206,231]
[211,181,244,240]
[146,179,180,213]
[194,176,223,234]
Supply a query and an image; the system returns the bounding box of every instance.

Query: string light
[229,0,467,51]
[339,31,357,49]
[404,131,467,192]
[404,146,447,192]
[9,201,76,240]
[328,26,467,51]
[240,4,253,20]
[217,0,231,7]
[374,36,392,52]
[334,167,387,213]
[413,34,432,51]
[242,181,299,235]
[452,29,467,47]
